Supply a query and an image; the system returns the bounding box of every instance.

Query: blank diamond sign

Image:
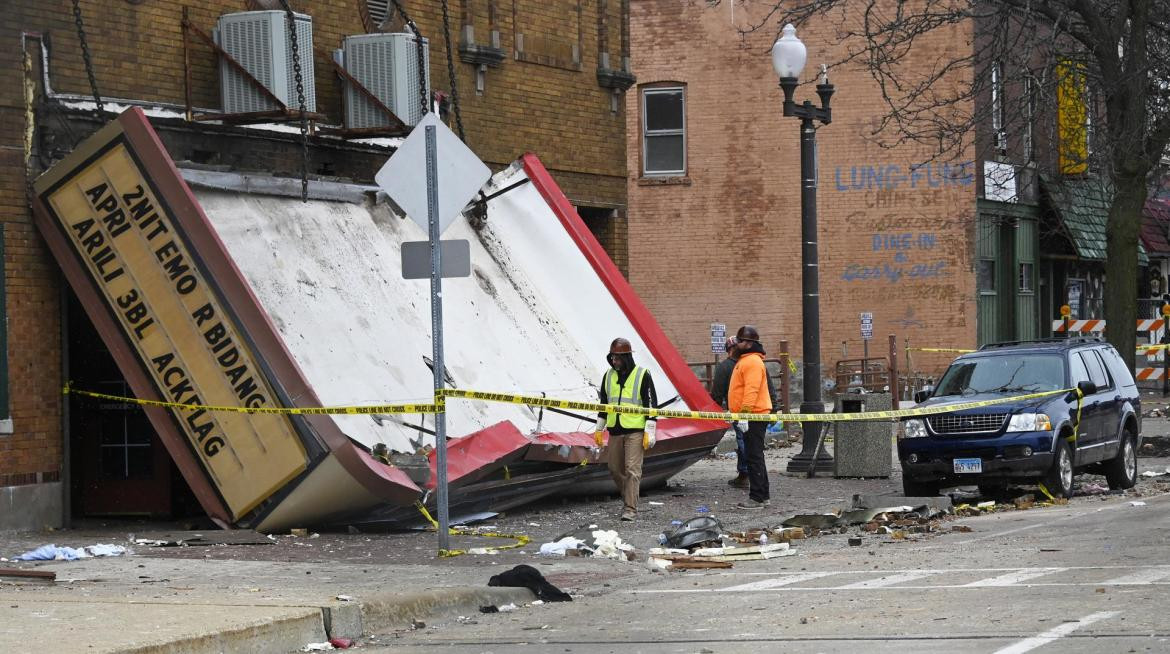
[375,112,491,235]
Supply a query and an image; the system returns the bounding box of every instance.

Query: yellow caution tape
[415,501,531,558]
[64,381,443,416]
[786,357,798,374]
[1036,483,1055,502]
[1136,343,1170,352]
[906,347,976,354]
[438,387,1074,423]
[64,382,1077,424]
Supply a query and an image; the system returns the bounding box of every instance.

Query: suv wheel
[1104,429,1138,490]
[1043,439,1074,499]
[902,478,938,497]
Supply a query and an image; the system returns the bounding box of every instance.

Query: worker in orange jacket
[727,325,773,508]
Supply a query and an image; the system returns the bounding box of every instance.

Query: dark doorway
[67,292,198,517]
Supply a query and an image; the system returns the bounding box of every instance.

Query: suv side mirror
[1075,380,1097,396]
[913,386,934,404]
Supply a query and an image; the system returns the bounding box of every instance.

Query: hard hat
[609,337,633,354]
[735,325,760,343]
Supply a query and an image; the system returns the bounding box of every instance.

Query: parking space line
[1102,567,1170,585]
[717,572,837,592]
[834,570,936,589]
[962,568,1066,587]
[992,611,1119,654]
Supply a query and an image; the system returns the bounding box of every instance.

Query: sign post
[1162,304,1170,397]
[860,312,873,361]
[423,127,451,551]
[377,112,490,555]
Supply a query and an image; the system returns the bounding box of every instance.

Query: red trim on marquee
[520,153,720,414]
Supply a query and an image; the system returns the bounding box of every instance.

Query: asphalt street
[368,489,1170,654]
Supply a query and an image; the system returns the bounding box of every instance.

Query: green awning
[1041,174,1148,265]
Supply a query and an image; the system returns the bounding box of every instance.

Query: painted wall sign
[834,162,975,192]
[33,113,308,520]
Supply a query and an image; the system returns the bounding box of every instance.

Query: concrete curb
[344,586,537,638]
[118,608,326,654]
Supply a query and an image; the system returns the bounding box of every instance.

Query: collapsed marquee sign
[32,108,725,531]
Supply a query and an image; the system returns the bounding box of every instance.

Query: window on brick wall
[991,60,1006,155]
[641,86,686,176]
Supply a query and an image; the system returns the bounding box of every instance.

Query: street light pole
[772,25,836,474]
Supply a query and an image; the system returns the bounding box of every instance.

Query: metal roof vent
[215,10,316,115]
[337,32,430,130]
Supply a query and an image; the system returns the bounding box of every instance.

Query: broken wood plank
[0,568,56,583]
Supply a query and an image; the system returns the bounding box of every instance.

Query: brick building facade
[625,2,977,380]
[1,0,633,529]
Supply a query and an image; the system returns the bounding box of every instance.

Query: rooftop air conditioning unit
[337,32,430,130]
[215,10,316,115]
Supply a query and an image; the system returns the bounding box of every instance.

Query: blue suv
[898,338,1141,498]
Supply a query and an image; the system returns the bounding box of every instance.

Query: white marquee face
[200,164,684,453]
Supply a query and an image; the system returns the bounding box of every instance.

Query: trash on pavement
[538,536,587,557]
[328,637,354,649]
[335,595,353,602]
[781,514,840,530]
[689,543,795,562]
[13,544,126,561]
[301,643,334,652]
[132,530,273,547]
[479,605,499,613]
[662,516,724,550]
[498,603,519,612]
[1130,501,1147,507]
[1077,482,1110,495]
[487,564,573,602]
[591,530,635,561]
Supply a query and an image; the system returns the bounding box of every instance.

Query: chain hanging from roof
[439,0,466,141]
[277,0,310,203]
[70,0,104,117]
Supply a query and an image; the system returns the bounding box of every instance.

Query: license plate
[953,458,982,474]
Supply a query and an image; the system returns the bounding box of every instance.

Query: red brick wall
[0,0,630,481]
[626,1,977,375]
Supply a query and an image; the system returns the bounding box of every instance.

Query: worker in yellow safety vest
[593,337,658,521]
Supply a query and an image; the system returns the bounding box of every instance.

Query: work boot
[620,509,636,521]
[736,498,770,509]
[727,473,749,488]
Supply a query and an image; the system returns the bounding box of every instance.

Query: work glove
[594,416,606,447]
[643,421,657,450]
[736,420,749,432]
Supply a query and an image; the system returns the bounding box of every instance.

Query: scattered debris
[301,643,334,652]
[410,619,426,630]
[1130,501,1148,507]
[487,564,573,602]
[290,528,309,538]
[328,637,354,649]
[12,544,126,561]
[538,536,588,557]
[335,595,353,602]
[689,543,796,562]
[663,517,724,550]
[132,530,272,547]
[0,568,56,584]
[1141,467,1170,478]
[497,603,519,613]
[848,537,863,546]
[648,501,664,506]
[479,605,499,613]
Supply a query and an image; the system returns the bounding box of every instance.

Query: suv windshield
[933,354,1066,397]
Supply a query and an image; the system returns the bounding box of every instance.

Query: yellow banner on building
[1057,59,1088,175]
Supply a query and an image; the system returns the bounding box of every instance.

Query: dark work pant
[733,423,748,475]
[744,420,769,502]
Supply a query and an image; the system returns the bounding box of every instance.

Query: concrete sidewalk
[0,556,551,654]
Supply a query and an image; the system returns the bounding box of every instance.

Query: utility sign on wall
[710,323,726,354]
[860,312,874,341]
